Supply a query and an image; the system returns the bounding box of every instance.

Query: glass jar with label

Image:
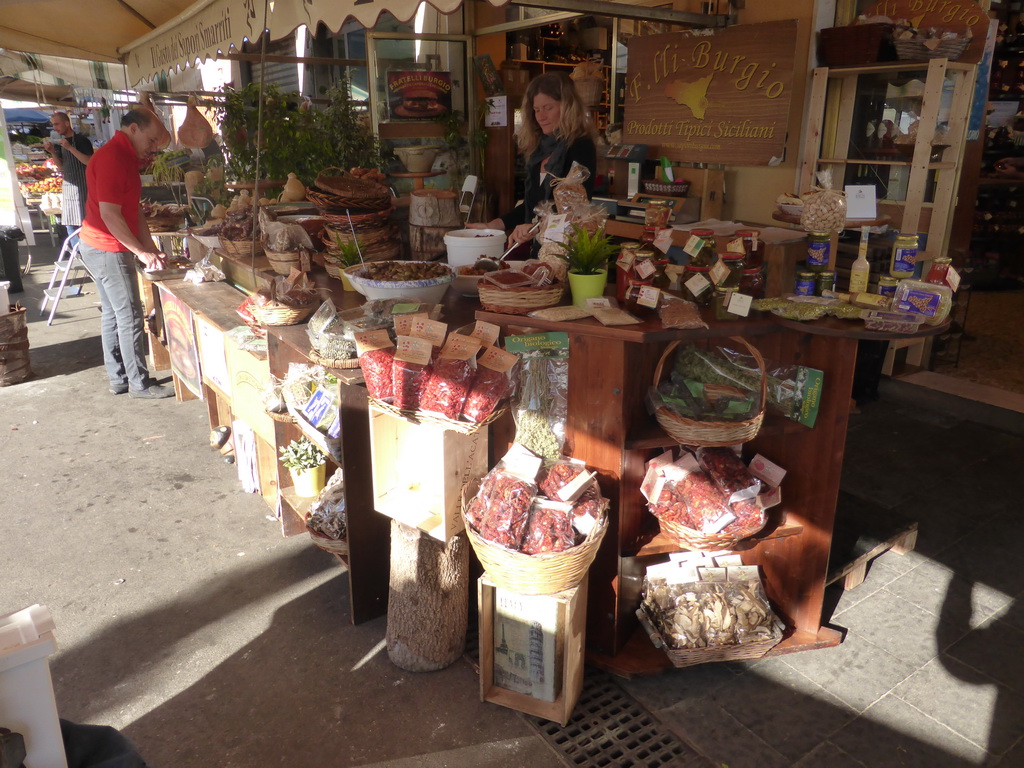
[877,275,899,298]
[687,228,717,267]
[925,256,953,286]
[794,270,816,296]
[806,232,831,272]
[615,242,643,302]
[624,283,663,317]
[815,270,836,296]
[720,253,745,288]
[682,264,714,305]
[739,266,765,299]
[713,287,739,321]
[736,228,764,268]
[889,233,919,278]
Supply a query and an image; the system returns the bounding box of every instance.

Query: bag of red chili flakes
[419,334,482,420]
[461,345,517,423]
[696,447,761,504]
[354,328,396,401]
[392,336,434,411]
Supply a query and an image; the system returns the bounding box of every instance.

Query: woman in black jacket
[472,72,597,247]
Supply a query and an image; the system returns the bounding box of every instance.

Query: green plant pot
[568,269,609,307]
[290,464,326,498]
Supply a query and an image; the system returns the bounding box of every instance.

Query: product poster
[158,286,202,398]
[195,317,229,395]
[387,70,453,120]
[492,587,562,703]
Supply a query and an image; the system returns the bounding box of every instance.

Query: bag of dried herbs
[505,332,570,461]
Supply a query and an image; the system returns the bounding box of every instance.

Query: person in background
[470,72,597,248]
[43,111,93,247]
[79,108,173,399]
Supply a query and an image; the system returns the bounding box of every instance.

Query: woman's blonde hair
[515,72,596,158]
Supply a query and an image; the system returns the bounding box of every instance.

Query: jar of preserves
[739,266,765,299]
[624,283,663,316]
[889,233,919,278]
[687,228,717,267]
[877,275,899,298]
[720,253,745,288]
[815,270,836,296]
[925,256,953,286]
[615,242,643,302]
[794,270,816,296]
[806,232,831,272]
[682,264,714,305]
[736,229,764,268]
[713,287,739,321]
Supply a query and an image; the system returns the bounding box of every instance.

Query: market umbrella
[2,108,50,124]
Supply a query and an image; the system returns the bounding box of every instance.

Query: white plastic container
[444,229,505,268]
[0,280,10,315]
[0,605,67,768]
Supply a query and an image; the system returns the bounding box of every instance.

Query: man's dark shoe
[109,383,129,395]
[128,384,174,399]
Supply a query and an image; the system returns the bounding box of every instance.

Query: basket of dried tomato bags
[462,449,608,595]
[643,448,767,551]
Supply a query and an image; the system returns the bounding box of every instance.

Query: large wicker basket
[478,281,565,315]
[308,528,349,555]
[654,509,767,552]
[652,337,766,447]
[636,608,781,668]
[264,250,302,275]
[573,77,604,107]
[368,396,506,435]
[249,301,317,326]
[461,480,608,596]
[894,37,969,61]
[219,238,264,258]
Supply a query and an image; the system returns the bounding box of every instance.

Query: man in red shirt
[80,108,173,398]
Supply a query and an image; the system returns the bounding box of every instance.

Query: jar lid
[736,229,760,236]
[690,228,715,236]
[684,264,710,272]
[742,266,762,274]
[721,253,744,261]
[797,271,816,278]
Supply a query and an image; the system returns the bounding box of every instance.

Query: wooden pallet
[827,492,918,591]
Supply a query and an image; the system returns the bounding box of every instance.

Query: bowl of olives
[343,260,455,302]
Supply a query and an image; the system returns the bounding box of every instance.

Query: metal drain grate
[524,672,712,768]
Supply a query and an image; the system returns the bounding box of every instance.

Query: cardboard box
[225,339,275,445]
[478,574,587,726]
[369,404,488,542]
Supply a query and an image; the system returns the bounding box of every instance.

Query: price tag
[727,292,752,317]
[653,228,674,254]
[726,237,745,254]
[542,213,569,243]
[354,328,393,354]
[709,258,730,286]
[585,297,613,310]
[664,264,685,290]
[471,320,500,347]
[393,312,427,337]
[410,317,448,347]
[749,453,787,487]
[683,235,705,257]
[616,250,636,270]
[685,272,711,297]
[395,335,433,366]
[634,258,656,279]
[947,267,961,291]
[439,333,482,360]
[637,285,661,309]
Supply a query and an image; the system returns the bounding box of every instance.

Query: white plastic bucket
[0,605,68,768]
[444,229,505,268]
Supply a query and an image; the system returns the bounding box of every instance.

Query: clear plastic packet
[419,335,480,420]
[506,333,569,461]
[716,346,824,428]
[669,343,765,417]
[647,455,735,534]
[461,346,517,423]
[470,445,543,551]
[183,256,225,285]
[799,169,847,233]
[539,457,588,499]
[392,358,431,411]
[520,498,577,554]
[549,161,591,212]
[355,329,395,401]
[567,201,609,236]
[259,207,315,253]
[306,468,347,541]
[658,295,708,330]
[696,447,761,504]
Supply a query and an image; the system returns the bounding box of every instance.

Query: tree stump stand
[409,189,461,261]
[386,519,469,672]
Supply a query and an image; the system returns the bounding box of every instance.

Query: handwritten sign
[623,21,796,166]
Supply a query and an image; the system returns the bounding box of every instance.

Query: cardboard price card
[395,335,433,366]
[410,317,448,347]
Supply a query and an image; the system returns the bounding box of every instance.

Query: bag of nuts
[800,169,847,233]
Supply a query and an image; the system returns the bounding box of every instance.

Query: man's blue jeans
[78,243,150,391]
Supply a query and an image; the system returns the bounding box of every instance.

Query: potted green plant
[329,236,363,290]
[279,437,327,498]
[560,225,619,307]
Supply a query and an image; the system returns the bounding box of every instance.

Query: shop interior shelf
[815,157,956,170]
[624,411,807,451]
[279,487,315,522]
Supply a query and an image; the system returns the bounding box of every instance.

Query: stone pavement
[2,242,1022,767]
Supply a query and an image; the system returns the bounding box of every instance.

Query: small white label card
[844,184,877,219]
[685,272,711,297]
[749,453,787,487]
[947,267,961,291]
[637,285,661,309]
[542,213,569,243]
[634,258,657,279]
[683,234,705,257]
[585,296,613,310]
[709,258,730,286]
[394,312,427,337]
[726,237,745,254]
[653,228,674,254]
[410,317,448,347]
[616,250,636,270]
[472,320,501,348]
[727,292,752,317]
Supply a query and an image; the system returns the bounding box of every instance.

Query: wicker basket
[146,216,184,232]
[309,348,361,370]
[315,167,390,199]
[642,180,690,197]
[266,408,296,423]
[307,185,392,212]
[461,479,608,596]
[573,77,604,107]
[652,337,766,447]
[308,528,349,555]
[894,37,969,61]
[219,238,264,258]
[368,396,506,435]
[478,281,565,315]
[248,301,317,326]
[264,250,302,275]
[636,608,781,668]
[655,509,767,551]
[818,24,895,67]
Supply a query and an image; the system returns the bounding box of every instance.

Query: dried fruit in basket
[520,499,576,555]
[461,346,516,423]
[419,335,480,420]
[355,329,396,400]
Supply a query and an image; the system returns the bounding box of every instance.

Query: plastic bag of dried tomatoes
[695,447,761,504]
[520,499,577,554]
[469,444,543,551]
[354,329,396,401]
[419,334,480,420]
[461,346,517,423]
[392,336,434,411]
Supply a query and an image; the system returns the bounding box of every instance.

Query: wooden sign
[862,0,987,64]
[622,21,797,166]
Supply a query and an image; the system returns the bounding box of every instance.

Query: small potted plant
[329,235,362,290]
[560,224,619,307]
[279,437,327,498]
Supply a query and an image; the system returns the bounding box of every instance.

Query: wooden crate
[478,574,587,727]
[368,404,487,542]
[225,338,275,446]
